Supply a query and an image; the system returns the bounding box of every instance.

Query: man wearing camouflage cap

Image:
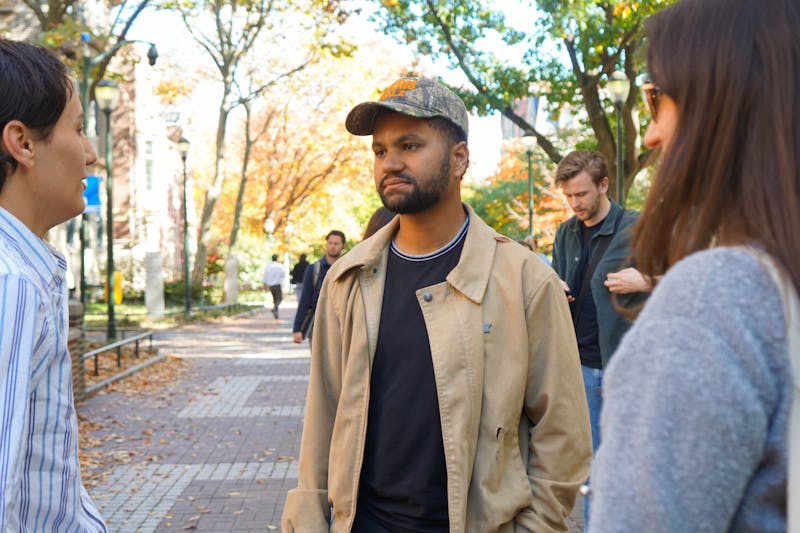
[282,77,591,532]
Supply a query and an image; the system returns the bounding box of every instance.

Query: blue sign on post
[83,175,102,214]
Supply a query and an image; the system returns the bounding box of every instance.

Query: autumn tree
[214,70,374,253]
[211,37,419,264]
[166,0,352,285]
[227,96,273,252]
[372,0,676,201]
[222,79,280,303]
[225,19,356,253]
[468,148,569,254]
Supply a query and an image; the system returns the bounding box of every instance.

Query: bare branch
[180,10,224,71]
[21,0,47,28]
[422,0,563,162]
[233,60,312,108]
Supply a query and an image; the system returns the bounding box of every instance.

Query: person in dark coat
[290,253,309,297]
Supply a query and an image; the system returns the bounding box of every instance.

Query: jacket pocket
[474,426,534,529]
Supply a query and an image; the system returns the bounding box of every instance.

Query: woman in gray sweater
[588,0,799,531]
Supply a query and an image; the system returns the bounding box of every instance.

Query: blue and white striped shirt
[0,207,106,532]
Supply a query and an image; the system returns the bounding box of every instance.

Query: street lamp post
[177,137,191,314]
[607,70,630,207]
[78,32,157,304]
[522,134,538,238]
[96,80,120,340]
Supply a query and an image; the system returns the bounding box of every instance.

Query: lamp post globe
[607,70,630,104]
[96,79,120,340]
[264,217,276,239]
[178,137,190,161]
[96,80,120,112]
[607,70,630,207]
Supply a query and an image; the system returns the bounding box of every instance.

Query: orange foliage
[474,150,571,255]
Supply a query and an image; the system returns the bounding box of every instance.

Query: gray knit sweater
[588,247,791,533]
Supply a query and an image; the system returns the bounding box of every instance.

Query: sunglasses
[641,82,663,121]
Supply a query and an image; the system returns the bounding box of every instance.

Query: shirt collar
[332,203,498,304]
[0,206,63,285]
[568,200,623,236]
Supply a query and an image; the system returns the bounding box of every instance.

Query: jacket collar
[566,199,624,237]
[330,203,499,304]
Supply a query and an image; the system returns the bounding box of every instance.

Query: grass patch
[83,289,266,329]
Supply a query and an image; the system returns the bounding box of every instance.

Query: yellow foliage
[154,78,195,105]
[613,2,639,18]
[206,37,410,255]
[481,151,571,254]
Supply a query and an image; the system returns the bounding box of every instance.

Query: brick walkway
[79,295,585,532]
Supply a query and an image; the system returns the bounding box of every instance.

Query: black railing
[81,330,154,376]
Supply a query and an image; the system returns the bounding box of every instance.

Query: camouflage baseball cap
[345,77,469,138]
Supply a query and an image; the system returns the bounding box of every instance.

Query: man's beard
[378,158,451,214]
[577,193,602,222]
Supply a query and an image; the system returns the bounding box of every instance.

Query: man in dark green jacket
[551,150,650,528]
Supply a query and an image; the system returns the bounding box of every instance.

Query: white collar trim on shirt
[391,216,470,262]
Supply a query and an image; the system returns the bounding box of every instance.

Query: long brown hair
[634,0,800,292]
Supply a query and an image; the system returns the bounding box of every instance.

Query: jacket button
[422,292,433,302]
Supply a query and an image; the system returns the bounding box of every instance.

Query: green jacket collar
[566,200,625,237]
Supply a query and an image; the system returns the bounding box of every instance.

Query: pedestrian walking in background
[291,230,345,343]
[283,76,591,532]
[550,149,650,528]
[588,0,800,531]
[290,253,309,297]
[0,39,107,531]
[263,253,286,319]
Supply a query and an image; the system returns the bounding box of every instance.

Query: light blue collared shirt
[0,207,106,532]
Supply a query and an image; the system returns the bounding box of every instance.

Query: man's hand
[559,279,575,302]
[293,331,303,344]
[604,267,650,294]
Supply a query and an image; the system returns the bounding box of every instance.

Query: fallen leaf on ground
[77,356,190,486]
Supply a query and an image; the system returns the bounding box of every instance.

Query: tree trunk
[191,79,232,285]
[228,102,256,252]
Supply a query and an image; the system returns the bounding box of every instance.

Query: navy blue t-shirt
[354,220,468,533]
[571,220,604,368]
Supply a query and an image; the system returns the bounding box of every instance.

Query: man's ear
[598,176,609,194]
[1,121,35,169]
[452,140,470,180]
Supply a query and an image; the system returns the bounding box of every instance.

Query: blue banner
[84,175,102,214]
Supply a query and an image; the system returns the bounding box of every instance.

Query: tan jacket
[282,205,591,532]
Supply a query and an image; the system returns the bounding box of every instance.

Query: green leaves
[371,0,675,197]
